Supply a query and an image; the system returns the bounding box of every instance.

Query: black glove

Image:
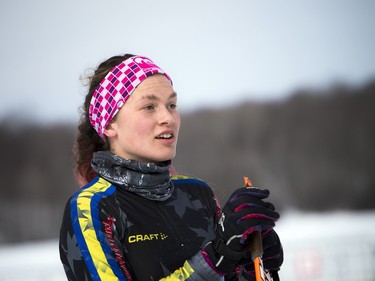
[240,229,284,280]
[203,187,279,274]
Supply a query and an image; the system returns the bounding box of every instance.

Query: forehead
[131,75,176,100]
[137,74,172,89]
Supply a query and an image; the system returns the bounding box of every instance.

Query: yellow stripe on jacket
[76,177,119,280]
[160,261,195,280]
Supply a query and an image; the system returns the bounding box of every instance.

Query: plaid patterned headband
[89,55,172,139]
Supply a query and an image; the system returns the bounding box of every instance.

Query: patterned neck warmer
[91,151,174,201]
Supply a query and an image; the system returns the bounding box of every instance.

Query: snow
[0,240,65,281]
[1,211,374,281]
[276,210,375,281]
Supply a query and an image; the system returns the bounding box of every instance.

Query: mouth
[156,133,174,140]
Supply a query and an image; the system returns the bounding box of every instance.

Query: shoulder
[77,176,115,195]
[171,175,216,199]
[171,175,221,218]
[171,175,210,188]
[68,176,117,210]
[63,177,120,236]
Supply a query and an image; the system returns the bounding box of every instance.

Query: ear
[104,123,118,138]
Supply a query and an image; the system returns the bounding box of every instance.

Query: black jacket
[59,175,221,281]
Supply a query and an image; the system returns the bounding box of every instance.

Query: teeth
[158,133,172,139]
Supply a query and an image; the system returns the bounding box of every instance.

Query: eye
[168,103,177,110]
[142,104,155,111]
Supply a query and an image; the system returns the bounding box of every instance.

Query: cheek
[127,119,152,139]
[175,113,181,132]
[136,119,150,132]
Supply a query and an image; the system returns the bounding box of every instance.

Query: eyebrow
[141,91,177,101]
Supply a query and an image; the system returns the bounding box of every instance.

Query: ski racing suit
[59,175,227,280]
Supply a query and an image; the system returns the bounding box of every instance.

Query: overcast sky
[1,0,375,123]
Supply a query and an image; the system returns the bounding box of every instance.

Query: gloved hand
[240,229,284,280]
[203,187,279,274]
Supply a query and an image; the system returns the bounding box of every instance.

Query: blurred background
[1,0,375,280]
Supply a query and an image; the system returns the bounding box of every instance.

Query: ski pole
[243,177,273,281]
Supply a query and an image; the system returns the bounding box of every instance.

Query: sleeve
[159,251,224,281]
[59,185,133,281]
[59,199,91,281]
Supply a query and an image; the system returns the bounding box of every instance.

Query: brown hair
[74,53,135,185]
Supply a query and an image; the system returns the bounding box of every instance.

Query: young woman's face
[104,74,181,164]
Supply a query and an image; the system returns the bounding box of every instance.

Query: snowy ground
[1,210,374,281]
[0,240,65,281]
[276,210,375,281]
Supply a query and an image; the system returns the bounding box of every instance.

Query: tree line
[0,80,374,243]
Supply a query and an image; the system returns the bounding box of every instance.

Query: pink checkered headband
[89,56,173,140]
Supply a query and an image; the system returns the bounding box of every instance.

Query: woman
[59,54,283,281]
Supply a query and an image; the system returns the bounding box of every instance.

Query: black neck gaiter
[91,151,174,201]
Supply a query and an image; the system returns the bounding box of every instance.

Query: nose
[159,106,176,125]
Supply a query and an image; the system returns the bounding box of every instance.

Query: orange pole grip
[243,177,272,281]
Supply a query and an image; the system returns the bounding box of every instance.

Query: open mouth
[156,133,174,139]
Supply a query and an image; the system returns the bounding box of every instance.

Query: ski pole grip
[243,176,272,281]
[243,177,264,260]
[248,230,263,261]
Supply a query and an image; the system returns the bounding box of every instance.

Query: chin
[154,153,176,164]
